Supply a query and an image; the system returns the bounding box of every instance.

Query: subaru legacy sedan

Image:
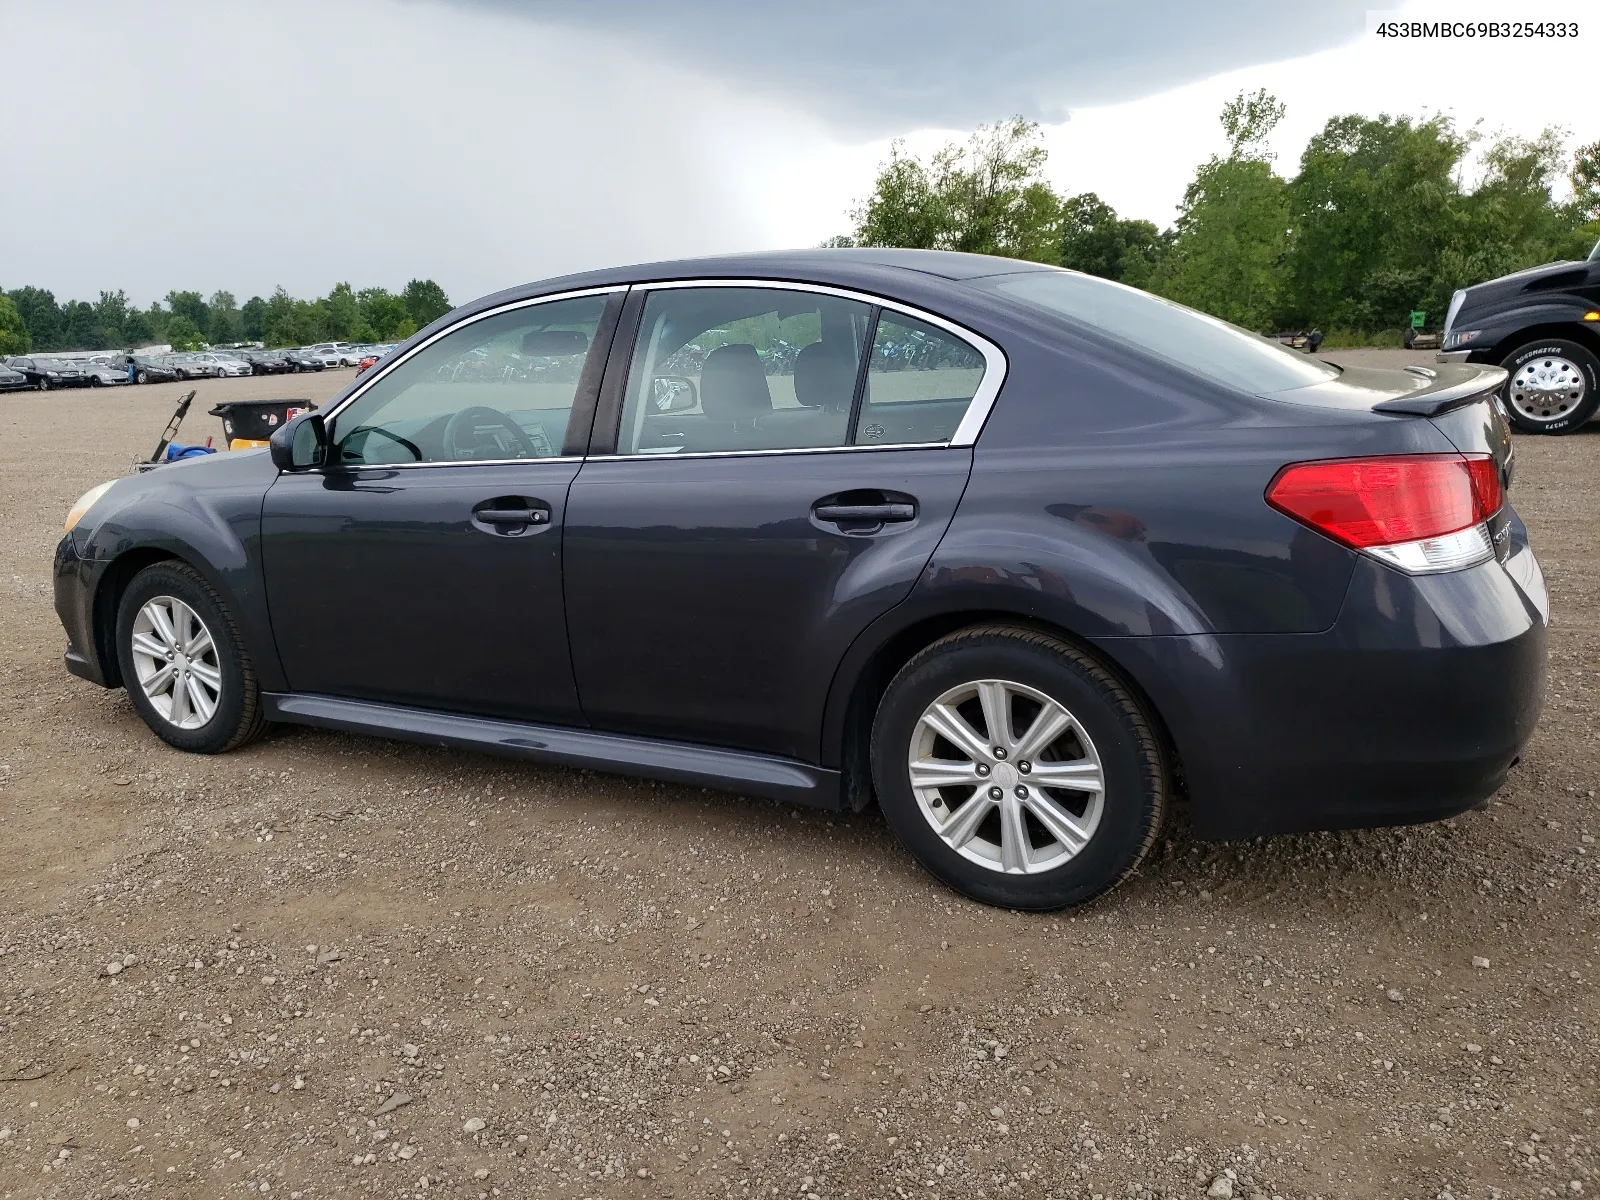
[53,250,1547,909]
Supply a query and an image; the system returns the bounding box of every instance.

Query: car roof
[466,248,1053,314]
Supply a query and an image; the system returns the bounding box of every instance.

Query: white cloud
[1,0,1591,312]
[0,0,836,306]
[761,0,1597,243]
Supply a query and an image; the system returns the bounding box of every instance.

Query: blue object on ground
[164,443,217,461]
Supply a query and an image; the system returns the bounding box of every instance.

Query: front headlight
[65,480,116,533]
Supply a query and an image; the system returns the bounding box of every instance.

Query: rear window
[977,269,1338,396]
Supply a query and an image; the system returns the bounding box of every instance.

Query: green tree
[207,291,241,344]
[240,296,268,342]
[63,300,107,350]
[0,294,31,355]
[1573,139,1600,222]
[94,290,130,346]
[123,307,157,347]
[359,287,419,341]
[1282,113,1468,329]
[166,291,210,340]
[1159,91,1291,330]
[324,282,361,340]
[838,119,1062,262]
[164,314,205,351]
[1058,193,1173,288]
[401,279,452,328]
[7,287,65,351]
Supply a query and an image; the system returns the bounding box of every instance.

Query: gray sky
[0,0,1588,310]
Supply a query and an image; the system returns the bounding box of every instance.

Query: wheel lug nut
[1018,761,1031,774]
[1015,786,1028,799]
[993,747,1007,760]
[988,786,1004,801]
[975,763,991,777]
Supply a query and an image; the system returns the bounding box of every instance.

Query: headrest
[521,329,589,356]
[793,341,856,409]
[699,343,772,421]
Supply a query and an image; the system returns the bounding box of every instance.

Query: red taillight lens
[1266,454,1501,550]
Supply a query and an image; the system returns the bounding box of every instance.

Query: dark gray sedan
[51,249,1547,910]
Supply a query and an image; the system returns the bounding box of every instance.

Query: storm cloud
[460,0,1372,130]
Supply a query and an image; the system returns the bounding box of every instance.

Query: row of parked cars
[0,341,397,392]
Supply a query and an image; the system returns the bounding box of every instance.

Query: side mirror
[270,411,326,471]
[651,375,698,413]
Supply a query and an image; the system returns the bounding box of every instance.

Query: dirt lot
[0,356,1595,1200]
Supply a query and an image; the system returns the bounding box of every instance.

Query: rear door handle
[813,503,916,523]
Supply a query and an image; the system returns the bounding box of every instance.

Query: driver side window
[329,294,610,465]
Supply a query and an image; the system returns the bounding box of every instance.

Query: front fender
[75,452,284,691]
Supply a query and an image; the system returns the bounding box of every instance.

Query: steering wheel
[441,405,538,461]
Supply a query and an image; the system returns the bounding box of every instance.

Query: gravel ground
[0,356,1595,1200]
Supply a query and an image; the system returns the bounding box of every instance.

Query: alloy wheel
[130,595,223,729]
[1508,355,1586,423]
[907,678,1104,875]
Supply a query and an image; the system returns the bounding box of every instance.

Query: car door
[260,288,622,725]
[563,283,1003,763]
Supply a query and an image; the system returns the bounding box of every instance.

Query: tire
[1499,338,1600,434]
[870,625,1167,910]
[115,561,267,754]
[38,377,49,391]
[136,371,149,384]
[90,376,103,387]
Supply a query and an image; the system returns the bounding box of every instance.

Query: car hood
[1267,362,1507,416]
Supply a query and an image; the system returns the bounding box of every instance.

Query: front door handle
[472,499,551,533]
[813,502,916,523]
[477,508,547,525]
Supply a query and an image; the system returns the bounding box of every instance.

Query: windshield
[1590,236,1600,263]
[975,269,1340,396]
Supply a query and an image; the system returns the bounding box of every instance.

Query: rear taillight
[1267,453,1502,574]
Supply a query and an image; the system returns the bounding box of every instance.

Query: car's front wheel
[136,371,150,384]
[1499,338,1600,433]
[115,561,266,754]
[871,625,1167,910]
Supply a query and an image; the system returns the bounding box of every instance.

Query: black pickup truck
[1439,237,1600,433]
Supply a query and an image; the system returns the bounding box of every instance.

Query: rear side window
[856,313,986,446]
[617,287,872,455]
[980,269,1339,396]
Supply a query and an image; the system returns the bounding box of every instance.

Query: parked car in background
[6,356,87,389]
[307,342,361,367]
[284,349,326,372]
[78,359,129,387]
[301,347,344,369]
[246,350,293,375]
[1439,242,1600,433]
[131,356,181,385]
[211,353,252,378]
[52,250,1548,910]
[0,363,31,392]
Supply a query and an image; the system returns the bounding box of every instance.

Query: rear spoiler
[1371,365,1507,417]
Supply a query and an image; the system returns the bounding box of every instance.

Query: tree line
[828,92,1600,338]
[0,279,454,357]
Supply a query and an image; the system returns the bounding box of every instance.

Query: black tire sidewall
[115,563,251,753]
[871,633,1161,910]
[1501,339,1600,434]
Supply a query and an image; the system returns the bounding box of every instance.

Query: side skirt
[261,693,845,811]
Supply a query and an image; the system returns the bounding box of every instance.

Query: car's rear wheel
[115,561,266,754]
[1499,338,1600,434]
[870,625,1167,910]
